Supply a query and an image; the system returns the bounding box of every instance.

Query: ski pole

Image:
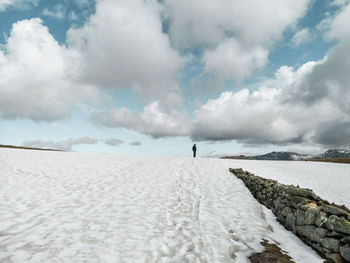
[201,150,216,157]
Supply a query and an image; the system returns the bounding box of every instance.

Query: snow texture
[1,149,345,262]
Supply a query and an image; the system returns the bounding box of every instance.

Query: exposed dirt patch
[249,240,295,263]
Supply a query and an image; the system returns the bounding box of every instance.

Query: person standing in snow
[192,144,197,158]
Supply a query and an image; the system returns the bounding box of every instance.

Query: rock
[296,209,306,225]
[315,210,328,227]
[340,244,350,261]
[325,253,346,263]
[266,191,274,198]
[230,168,244,174]
[305,207,317,224]
[321,246,333,255]
[257,178,264,185]
[288,195,311,209]
[273,197,284,210]
[321,238,340,252]
[326,215,350,235]
[297,207,317,225]
[341,236,350,243]
[322,204,350,218]
[303,202,319,210]
[277,213,286,223]
[282,207,293,217]
[257,192,267,201]
[296,226,327,243]
[263,180,275,187]
[286,186,319,201]
[327,231,345,239]
[286,213,296,233]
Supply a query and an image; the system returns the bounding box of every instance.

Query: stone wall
[230,168,350,263]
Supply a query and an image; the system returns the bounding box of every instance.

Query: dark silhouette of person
[192,144,197,157]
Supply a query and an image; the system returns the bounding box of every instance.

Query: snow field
[0,149,335,262]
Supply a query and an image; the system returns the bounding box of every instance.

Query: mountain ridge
[221,149,350,162]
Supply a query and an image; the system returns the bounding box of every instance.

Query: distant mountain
[221,149,350,161]
[221,155,250,160]
[250,151,311,161]
[0,144,59,151]
[313,149,350,159]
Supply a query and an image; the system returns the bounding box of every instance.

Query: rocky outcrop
[230,168,350,263]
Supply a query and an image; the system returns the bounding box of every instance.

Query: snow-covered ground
[1,149,349,262]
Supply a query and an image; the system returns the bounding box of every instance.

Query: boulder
[325,253,346,263]
[273,197,285,211]
[340,244,350,261]
[296,226,327,243]
[303,202,319,210]
[285,213,296,233]
[321,238,340,252]
[326,215,350,235]
[327,231,345,239]
[286,186,319,201]
[288,195,311,209]
[296,209,306,225]
[322,204,350,218]
[281,207,293,217]
[297,207,317,225]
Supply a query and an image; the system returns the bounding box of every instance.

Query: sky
[1,0,350,157]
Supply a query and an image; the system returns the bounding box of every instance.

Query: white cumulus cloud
[93,101,190,138]
[0,18,100,121]
[67,0,184,105]
[191,84,344,146]
[203,39,268,83]
[164,0,310,83]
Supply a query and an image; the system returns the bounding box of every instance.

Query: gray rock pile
[230,168,350,263]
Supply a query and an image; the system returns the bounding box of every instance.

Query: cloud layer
[104,138,123,146]
[23,136,99,151]
[23,136,130,151]
[191,3,350,148]
[129,141,141,146]
[0,0,38,11]
[1,1,350,149]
